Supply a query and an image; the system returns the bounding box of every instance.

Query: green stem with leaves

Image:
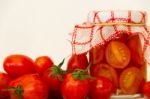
[49,58,66,81]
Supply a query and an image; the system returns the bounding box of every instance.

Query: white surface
[0,0,150,80]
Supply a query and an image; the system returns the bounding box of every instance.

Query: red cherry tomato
[34,56,54,75]
[9,74,48,99]
[143,81,150,98]
[42,69,63,99]
[43,60,64,91]
[115,33,129,43]
[67,54,88,71]
[89,45,105,65]
[90,63,118,88]
[89,76,114,99]
[105,41,131,69]
[119,67,143,94]
[61,73,90,99]
[43,70,63,99]
[42,59,65,99]
[43,70,61,91]
[3,54,35,78]
[127,34,145,66]
[0,72,12,99]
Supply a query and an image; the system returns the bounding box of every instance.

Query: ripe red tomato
[42,59,65,99]
[143,81,150,98]
[3,54,35,78]
[9,74,48,99]
[115,33,129,43]
[105,41,131,69]
[89,45,105,65]
[34,56,54,75]
[0,72,12,99]
[119,67,143,94]
[67,53,88,71]
[42,69,63,99]
[61,73,90,99]
[43,70,61,91]
[127,34,145,66]
[90,63,118,88]
[42,60,65,90]
[89,76,114,99]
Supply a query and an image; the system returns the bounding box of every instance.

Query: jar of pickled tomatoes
[71,10,150,97]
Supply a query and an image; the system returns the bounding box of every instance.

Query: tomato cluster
[0,54,113,99]
[89,34,146,95]
[0,33,150,99]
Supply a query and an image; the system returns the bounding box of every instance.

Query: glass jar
[71,10,150,96]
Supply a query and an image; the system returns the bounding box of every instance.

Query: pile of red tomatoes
[0,34,150,99]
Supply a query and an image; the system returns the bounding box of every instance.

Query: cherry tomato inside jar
[105,41,131,69]
[119,67,143,94]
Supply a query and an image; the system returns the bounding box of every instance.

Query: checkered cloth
[71,10,150,64]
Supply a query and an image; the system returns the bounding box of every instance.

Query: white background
[0,0,150,80]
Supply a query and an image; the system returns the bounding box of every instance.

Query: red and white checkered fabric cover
[87,10,147,24]
[71,10,150,63]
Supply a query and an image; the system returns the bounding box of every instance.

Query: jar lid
[71,10,150,60]
[87,10,147,24]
